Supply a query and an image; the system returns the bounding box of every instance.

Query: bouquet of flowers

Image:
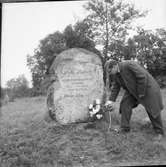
[88,99,102,121]
[88,99,114,121]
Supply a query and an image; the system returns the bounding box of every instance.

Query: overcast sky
[1,0,166,88]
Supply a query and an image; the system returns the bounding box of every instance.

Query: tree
[63,22,101,55]
[133,28,166,76]
[83,0,147,61]
[6,75,30,98]
[130,28,166,87]
[27,31,67,95]
[27,21,100,95]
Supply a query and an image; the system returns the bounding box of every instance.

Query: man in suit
[104,60,164,140]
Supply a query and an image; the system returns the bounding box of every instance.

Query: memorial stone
[46,48,104,124]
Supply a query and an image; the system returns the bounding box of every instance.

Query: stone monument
[46,48,104,124]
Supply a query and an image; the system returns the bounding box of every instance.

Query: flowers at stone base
[88,99,103,120]
[96,114,103,119]
[88,98,115,121]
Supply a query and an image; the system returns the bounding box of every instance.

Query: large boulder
[46,48,104,124]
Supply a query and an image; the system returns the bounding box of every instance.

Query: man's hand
[138,94,144,99]
[104,100,115,111]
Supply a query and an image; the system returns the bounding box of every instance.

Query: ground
[0,89,166,167]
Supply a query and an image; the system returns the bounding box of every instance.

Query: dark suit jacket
[109,60,164,118]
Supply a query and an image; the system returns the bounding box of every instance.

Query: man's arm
[128,62,148,98]
[104,80,120,128]
[109,80,121,102]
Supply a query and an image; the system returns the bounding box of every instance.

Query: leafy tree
[63,25,78,48]
[27,21,99,95]
[6,75,30,98]
[83,0,147,61]
[64,23,101,55]
[103,27,166,87]
[27,31,67,95]
[133,28,166,76]
[107,39,126,61]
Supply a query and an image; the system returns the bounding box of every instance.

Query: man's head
[104,59,118,75]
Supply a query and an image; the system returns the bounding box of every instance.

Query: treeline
[26,0,166,96]
[0,75,31,105]
[2,0,166,99]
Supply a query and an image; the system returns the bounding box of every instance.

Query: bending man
[104,60,164,140]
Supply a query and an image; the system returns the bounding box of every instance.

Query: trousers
[119,91,164,135]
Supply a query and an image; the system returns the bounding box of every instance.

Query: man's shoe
[113,127,130,133]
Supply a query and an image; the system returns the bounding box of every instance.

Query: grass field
[0,89,166,167]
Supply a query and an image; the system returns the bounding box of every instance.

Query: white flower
[89,104,93,110]
[89,111,94,117]
[95,99,101,105]
[92,104,100,114]
[88,99,102,118]
[96,114,103,119]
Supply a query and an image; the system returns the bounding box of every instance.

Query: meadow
[0,89,166,167]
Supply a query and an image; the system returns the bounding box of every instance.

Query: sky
[1,0,166,88]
